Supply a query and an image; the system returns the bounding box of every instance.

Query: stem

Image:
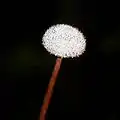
[40,57,62,120]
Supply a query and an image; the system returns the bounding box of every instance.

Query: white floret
[42,24,86,58]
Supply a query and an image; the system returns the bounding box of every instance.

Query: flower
[42,24,86,58]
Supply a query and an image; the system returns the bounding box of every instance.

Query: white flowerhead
[42,24,86,58]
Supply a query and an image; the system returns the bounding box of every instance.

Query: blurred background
[1,0,120,120]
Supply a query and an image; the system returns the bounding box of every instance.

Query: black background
[1,0,120,120]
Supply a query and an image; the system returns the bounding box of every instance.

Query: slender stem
[40,57,62,120]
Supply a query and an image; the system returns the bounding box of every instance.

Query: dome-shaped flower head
[42,24,86,58]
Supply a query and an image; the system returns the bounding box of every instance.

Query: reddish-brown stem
[40,57,62,120]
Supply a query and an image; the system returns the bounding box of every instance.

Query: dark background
[1,0,120,120]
